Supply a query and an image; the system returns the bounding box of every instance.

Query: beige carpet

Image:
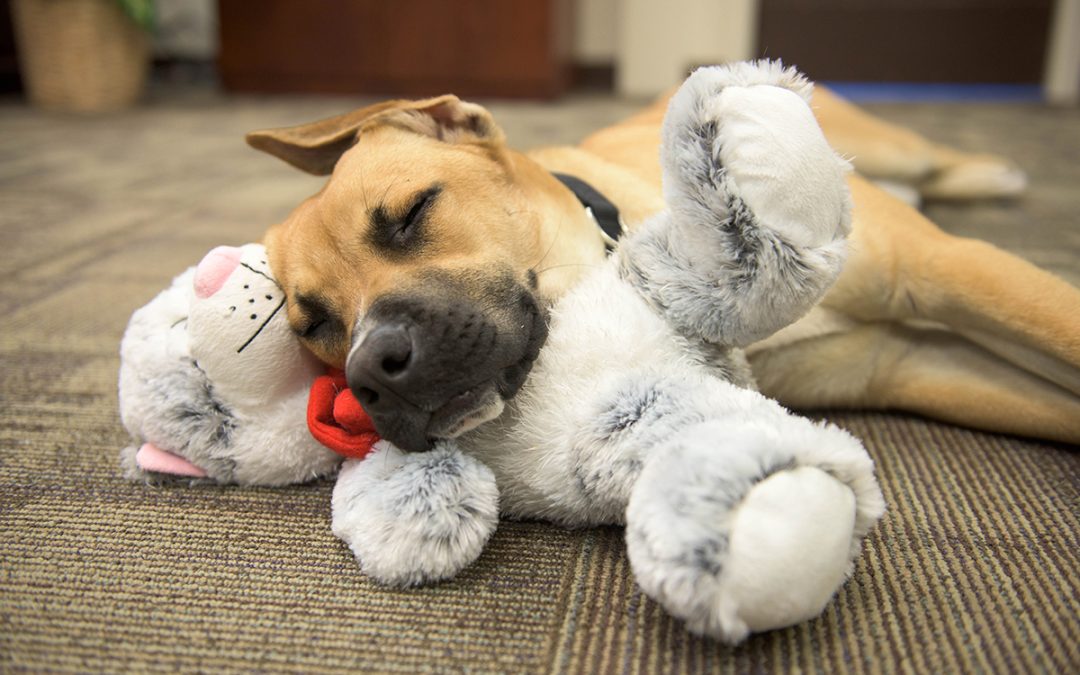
[1,88,1078,673]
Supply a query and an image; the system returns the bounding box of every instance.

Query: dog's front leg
[619,62,853,348]
[331,441,499,587]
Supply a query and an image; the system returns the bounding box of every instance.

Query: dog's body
[253,67,1080,447]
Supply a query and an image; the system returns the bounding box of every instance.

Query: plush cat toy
[118,61,884,644]
[119,243,358,484]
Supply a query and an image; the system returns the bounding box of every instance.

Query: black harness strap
[553,172,624,251]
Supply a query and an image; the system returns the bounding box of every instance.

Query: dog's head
[250,96,605,452]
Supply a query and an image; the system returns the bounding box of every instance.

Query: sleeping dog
[251,65,1080,449]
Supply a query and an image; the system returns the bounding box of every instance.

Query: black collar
[552,172,623,251]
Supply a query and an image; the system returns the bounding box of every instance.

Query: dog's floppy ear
[245,95,504,176]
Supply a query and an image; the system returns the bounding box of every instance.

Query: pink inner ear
[194,246,243,299]
[136,443,208,478]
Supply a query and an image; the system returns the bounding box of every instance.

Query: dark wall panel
[758,1,1052,83]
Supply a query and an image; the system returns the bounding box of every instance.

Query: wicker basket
[11,0,150,112]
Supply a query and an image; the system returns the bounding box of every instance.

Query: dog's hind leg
[618,62,853,348]
[577,79,1026,203]
[827,177,1080,401]
[811,86,1027,201]
[748,318,1080,444]
[737,172,1080,443]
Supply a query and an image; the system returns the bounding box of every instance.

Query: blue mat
[824,82,1043,103]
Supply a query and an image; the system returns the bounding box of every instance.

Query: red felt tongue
[307,369,380,459]
[333,384,372,434]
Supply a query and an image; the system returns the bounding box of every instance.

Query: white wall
[1045,0,1080,105]
[574,0,619,65]
[618,0,759,97]
[572,0,761,97]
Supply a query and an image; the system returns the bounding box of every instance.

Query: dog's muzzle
[346,272,547,452]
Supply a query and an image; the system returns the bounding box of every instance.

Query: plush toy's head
[187,244,322,410]
[120,243,359,486]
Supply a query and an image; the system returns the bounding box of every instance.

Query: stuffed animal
[118,61,884,644]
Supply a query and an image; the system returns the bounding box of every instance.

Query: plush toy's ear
[135,442,208,478]
[245,95,504,176]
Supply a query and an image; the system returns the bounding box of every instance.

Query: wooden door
[218,0,571,98]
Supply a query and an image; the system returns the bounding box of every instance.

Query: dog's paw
[661,60,851,250]
[331,440,499,587]
[919,151,1027,201]
[625,418,879,643]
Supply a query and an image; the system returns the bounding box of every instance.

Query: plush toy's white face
[187,244,322,410]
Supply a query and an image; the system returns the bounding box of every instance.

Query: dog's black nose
[344,280,544,453]
[347,324,414,412]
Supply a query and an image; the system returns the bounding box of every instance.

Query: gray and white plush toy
[119,61,884,644]
[118,243,342,485]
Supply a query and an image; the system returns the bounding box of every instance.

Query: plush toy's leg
[624,408,884,644]
[619,61,853,348]
[331,441,499,587]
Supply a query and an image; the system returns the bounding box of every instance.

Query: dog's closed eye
[370,185,442,255]
[403,187,438,232]
[295,293,341,342]
[300,318,326,339]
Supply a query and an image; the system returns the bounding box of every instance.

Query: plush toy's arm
[331,440,499,586]
[619,61,853,348]
[621,375,884,644]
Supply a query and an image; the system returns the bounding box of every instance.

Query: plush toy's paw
[619,61,854,348]
[331,440,499,587]
[919,150,1027,201]
[661,60,851,249]
[625,419,883,644]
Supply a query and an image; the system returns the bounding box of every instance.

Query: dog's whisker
[534,262,601,276]
[377,173,403,208]
[529,215,565,272]
[359,161,370,211]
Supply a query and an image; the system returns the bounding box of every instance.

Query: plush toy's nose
[194,246,243,299]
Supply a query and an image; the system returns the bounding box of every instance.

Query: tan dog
[251,81,1080,449]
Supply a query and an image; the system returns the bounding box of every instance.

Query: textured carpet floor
[1,87,1078,673]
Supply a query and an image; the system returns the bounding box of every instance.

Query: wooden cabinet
[218,0,571,98]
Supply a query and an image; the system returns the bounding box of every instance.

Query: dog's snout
[347,324,414,409]
[343,275,546,453]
